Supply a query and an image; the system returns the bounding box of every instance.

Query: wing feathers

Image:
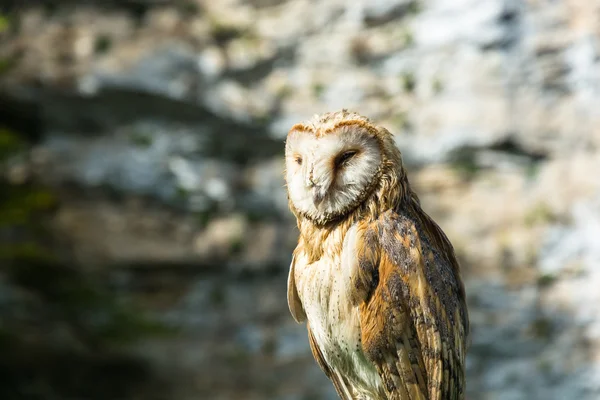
[358,210,468,400]
[287,253,306,323]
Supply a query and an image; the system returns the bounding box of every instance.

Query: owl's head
[284,110,402,225]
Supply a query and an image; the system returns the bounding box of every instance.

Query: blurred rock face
[1,0,600,399]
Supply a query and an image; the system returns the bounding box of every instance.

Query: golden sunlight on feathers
[284,110,469,399]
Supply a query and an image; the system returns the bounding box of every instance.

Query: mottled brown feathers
[358,208,468,399]
[285,110,469,400]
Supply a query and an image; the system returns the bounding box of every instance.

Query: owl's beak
[312,186,326,207]
[306,163,329,207]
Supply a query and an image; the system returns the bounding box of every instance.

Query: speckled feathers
[285,110,469,399]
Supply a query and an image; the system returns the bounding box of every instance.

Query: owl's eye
[294,156,303,165]
[336,150,358,167]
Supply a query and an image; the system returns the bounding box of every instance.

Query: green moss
[390,112,411,131]
[6,258,174,347]
[449,149,480,180]
[0,14,18,74]
[229,238,245,255]
[180,1,201,15]
[0,208,29,226]
[0,326,16,347]
[0,243,58,265]
[401,72,416,93]
[175,186,189,202]
[537,273,556,288]
[21,188,57,210]
[525,163,540,180]
[128,130,153,148]
[0,128,25,160]
[277,84,294,99]
[537,358,552,374]
[262,337,276,355]
[8,261,94,306]
[0,57,17,76]
[401,28,414,47]
[530,317,553,339]
[0,183,57,233]
[245,208,266,223]
[208,18,247,45]
[524,202,556,226]
[254,111,270,125]
[0,185,57,225]
[94,302,175,346]
[0,14,9,33]
[94,35,113,54]
[194,209,214,227]
[209,285,225,307]
[432,76,444,94]
[224,346,250,365]
[407,1,423,15]
[312,82,325,98]
[0,130,174,350]
[0,176,170,349]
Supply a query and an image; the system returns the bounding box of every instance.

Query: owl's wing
[354,210,468,400]
[287,252,306,323]
[307,324,355,400]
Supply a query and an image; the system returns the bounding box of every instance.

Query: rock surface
[1,1,600,399]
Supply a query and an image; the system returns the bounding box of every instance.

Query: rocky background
[1,1,600,399]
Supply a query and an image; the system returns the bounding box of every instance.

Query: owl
[284,110,469,400]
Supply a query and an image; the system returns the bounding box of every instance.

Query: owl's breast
[295,252,359,358]
[294,225,382,394]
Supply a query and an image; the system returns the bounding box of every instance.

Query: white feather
[294,224,384,398]
[285,126,382,222]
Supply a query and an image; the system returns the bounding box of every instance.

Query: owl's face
[285,123,383,223]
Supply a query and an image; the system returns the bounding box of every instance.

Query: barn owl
[284,110,469,400]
